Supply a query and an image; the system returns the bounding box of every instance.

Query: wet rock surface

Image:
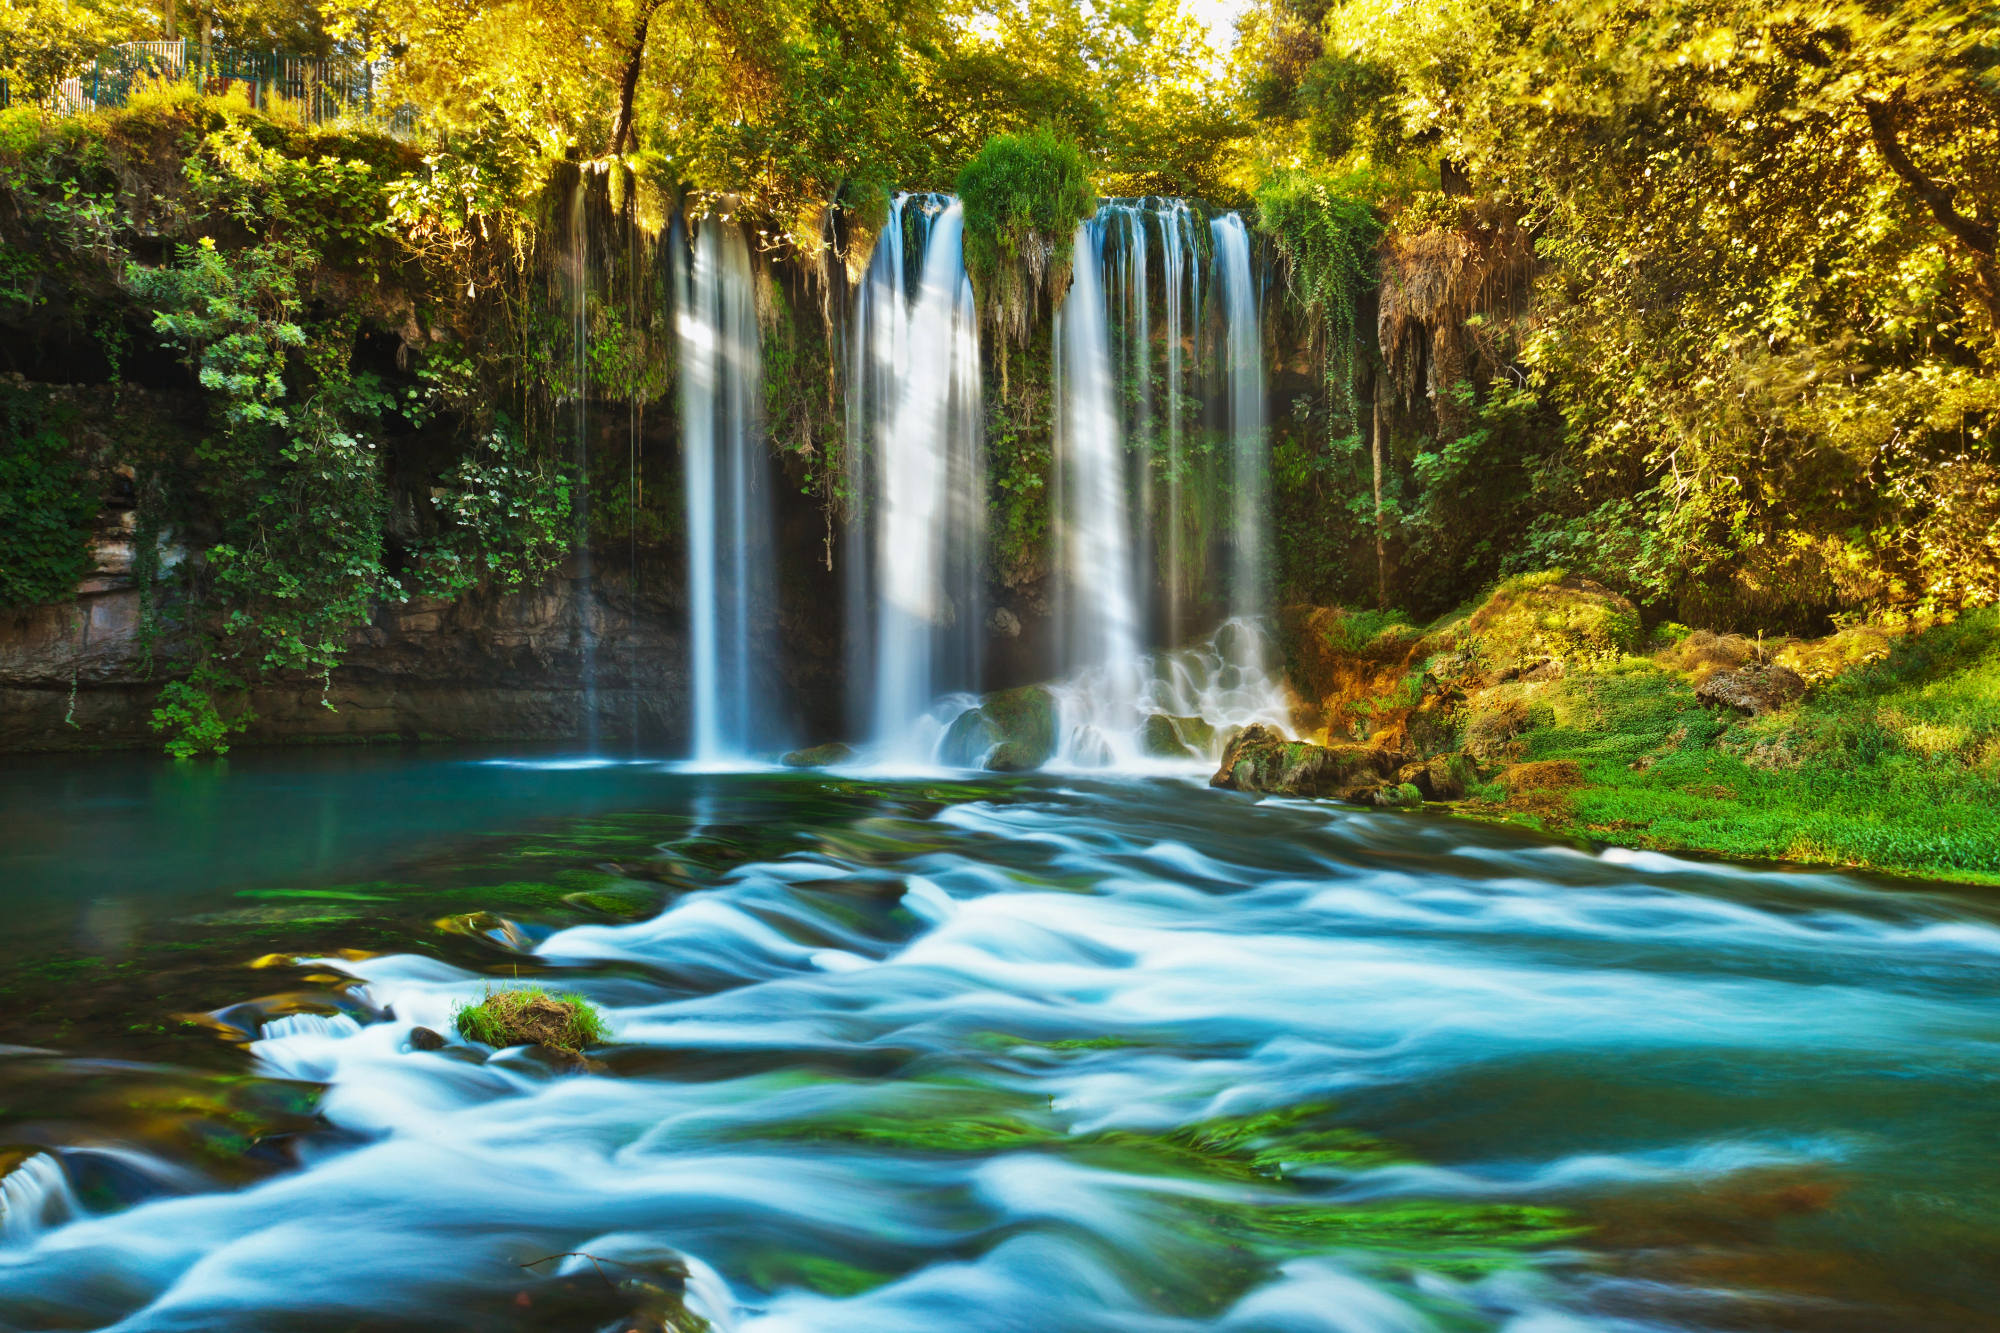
[1208,724,1400,799]
[1140,713,1216,759]
[941,685,1057,771]
[782,742,856,768]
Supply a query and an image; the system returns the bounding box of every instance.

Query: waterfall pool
[1,748,1997,1330]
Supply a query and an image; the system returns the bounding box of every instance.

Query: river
[1,748,1996,1330]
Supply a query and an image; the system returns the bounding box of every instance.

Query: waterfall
[1211,213,1266,623]
[845,194,985,760]
[1052,213,1144,763]
[677,213,772,764]
[837,195,1283,768]
[566,177,599,748]
[1156,199,1200,647]
[1045,204,1286,766]
[0,1153,75,1246]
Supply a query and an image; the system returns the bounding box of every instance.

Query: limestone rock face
[1208,724,1397,798]
[0,571,701,752]
[1695,662,1807,716]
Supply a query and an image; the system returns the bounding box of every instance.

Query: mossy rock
[452,986,611,1053]
[942,685,1057,771]
[783,742,856,768]
[1466,570,1639,672]
[1141,713,1217,759]
[1209,724,1396,798]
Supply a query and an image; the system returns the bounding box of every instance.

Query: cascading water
[677,213,774,764]
[1156,199,1201,649]
[845,194,986,761]
[1052,213,1145,764]
[566,176,600,748]
[1047,203,1286,766]
[1211,213,1266,624]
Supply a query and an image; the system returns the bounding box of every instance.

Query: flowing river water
[2,749,1998,1331]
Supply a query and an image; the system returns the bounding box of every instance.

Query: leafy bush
[956,127,1097,345]
[0,383,97,608]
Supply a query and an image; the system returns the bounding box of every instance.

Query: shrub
[956,127,1097,346]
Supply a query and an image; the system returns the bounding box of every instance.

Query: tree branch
[1860,97,1995,258]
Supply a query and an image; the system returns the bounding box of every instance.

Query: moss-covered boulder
[941,685,1057,771]
[1466,571,1640,674]
[782,742,856,768]
[453,987,610,1054]
[1209,724,1396,798]
[1140,713,1217,759]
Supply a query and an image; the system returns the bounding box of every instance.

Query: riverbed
[2,748,1997,1331]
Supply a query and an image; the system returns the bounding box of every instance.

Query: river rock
[1695,663,1806,716]
[1396,753,1479,801]
[408,1026,446,1051]
[782,742,855,768]
[941,685,1056,771]
[1141,713,1216,759]
[1209,724,1396,798]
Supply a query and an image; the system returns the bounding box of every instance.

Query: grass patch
[1469,610,2000,882]
[452,986,612,1052]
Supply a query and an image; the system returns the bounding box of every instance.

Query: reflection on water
[2,753,1999,1331]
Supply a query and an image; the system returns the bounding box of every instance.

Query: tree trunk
[608,0,670,157]
[1373,394,1387,609]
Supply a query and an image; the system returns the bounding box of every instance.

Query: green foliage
[957,127,1097,343]
[452,985,613,1052]
[1244,0,2000,625]
[0,383,97,608]
[421,419,573,594]
[1254,170,1381,433]
[149,663,253,758]
[0,0,150,112]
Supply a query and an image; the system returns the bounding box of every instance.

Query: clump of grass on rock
[452,987,611,1053]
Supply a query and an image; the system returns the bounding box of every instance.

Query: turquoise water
[2,749,1998,1330]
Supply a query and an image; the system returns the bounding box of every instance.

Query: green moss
[1476,611,2000,881]
[452,985,612,1052]
[1465,570,1640,670]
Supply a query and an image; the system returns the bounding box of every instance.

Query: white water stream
[845,195,986,761]
[679,215,772,763]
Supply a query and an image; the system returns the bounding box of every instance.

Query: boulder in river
[408,1026,447,1051]
[1209,724,1397,798]
[453,987,610,1054]
[941,685,1056,771]
[1141,713,1217,759]
[782,742,856,768]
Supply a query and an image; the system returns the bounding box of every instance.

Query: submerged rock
[1141,713,1216,760]
[408,1026,446,1051]
[1209,724,1397,799]
[942,685,1057,772]
[782,742,856,768]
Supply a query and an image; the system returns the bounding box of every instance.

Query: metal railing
[0,40,418,136]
